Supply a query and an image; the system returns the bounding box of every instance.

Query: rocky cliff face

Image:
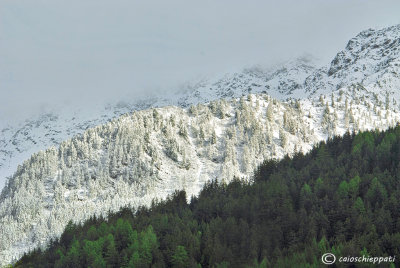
[306,24,400,97]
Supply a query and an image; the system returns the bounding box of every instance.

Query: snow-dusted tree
[178,120,188,140]
[266,103,274,121]
[386,91,390,110]
[211,130,217,145]
[279,128,288,148]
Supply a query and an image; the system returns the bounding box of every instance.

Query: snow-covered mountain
[0,24,400,265]
[305,24,400,98]
[0,101,156,192]
[0,57,317,191]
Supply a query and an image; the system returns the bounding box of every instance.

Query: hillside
[1,24,400,264]
[1,90,399,264]
[15,126,400,267]
[0,57,316,190]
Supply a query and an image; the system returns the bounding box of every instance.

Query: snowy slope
[2,24,400,192]
[0,101,158,191]
[0,24,400,265]
[0,57,317,191]
[305,24,400,99]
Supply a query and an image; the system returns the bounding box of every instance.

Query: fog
[1,0,400,121]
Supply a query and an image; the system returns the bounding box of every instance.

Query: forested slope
[4,88,398,264]
[15,126,400,267]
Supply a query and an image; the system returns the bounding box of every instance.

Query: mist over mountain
[2,0,400,119]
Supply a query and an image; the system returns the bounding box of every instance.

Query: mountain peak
[328,24,400,77]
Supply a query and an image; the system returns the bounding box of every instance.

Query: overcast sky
[1,0,400,121]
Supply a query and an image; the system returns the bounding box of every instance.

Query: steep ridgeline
[176,24,400,105]
[0,57,317,189]
[1,90,400,264]
[305,24,400,97]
